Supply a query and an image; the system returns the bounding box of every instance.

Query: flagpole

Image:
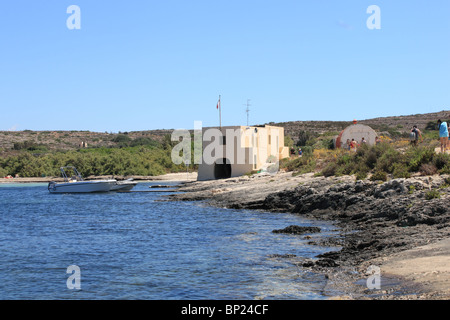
[219,95,221,129]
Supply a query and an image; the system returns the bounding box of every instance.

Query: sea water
[0,182,340,300]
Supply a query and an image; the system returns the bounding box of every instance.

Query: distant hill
[0,110,449,155]
[0,129,173,155]
[266,110,450,139]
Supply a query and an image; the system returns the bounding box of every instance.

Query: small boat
[111,178,137,192]
[48,167,117,193]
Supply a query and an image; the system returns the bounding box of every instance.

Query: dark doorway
[214,158,232,179]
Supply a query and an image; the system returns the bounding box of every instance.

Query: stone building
[335,120,378,148]
[197,125,289,181]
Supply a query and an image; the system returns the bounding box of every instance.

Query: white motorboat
[48,167,117,193]
[111,178,137,192]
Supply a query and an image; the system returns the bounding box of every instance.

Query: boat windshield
[60,167,84,182]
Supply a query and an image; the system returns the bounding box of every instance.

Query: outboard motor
[48,181,56,193]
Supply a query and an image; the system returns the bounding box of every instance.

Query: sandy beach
[0,172,198,184]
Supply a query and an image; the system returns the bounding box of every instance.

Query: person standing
[345,139,351,150]
[438,120,448,153]
[410,125,422,147]
[350,139,357,152]
[360,137,367,145]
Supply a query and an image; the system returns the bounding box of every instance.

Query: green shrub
[111,134,132,144]
[337,153,352,166]
[355,171,368,180]
[433,152,450,170]
[0,166,7,177]
[370,170,388,181]
[284,155,315,172]
[322,162,338,177]
[405,146,435,172]
[375,148,402,173]
[129,137,160,148]
[363,148,378,169]
[425,190,441,200]
[439,164,450,175]
[392,163,411,179]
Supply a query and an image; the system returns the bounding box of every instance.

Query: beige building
[197,125,289,181]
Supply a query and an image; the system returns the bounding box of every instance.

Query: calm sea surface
[0,182,340,300]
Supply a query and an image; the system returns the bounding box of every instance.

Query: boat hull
[110,180,137,192]
[48,180,117,193]
[111,183,137,191]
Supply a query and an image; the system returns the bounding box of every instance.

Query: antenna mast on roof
[244,99,251,126]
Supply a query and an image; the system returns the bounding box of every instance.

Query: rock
[268,254,297,258]
[315,258,339,268]
[272,225,321,235]
[302,260,315,268]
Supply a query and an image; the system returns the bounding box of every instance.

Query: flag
[216,99,220,109]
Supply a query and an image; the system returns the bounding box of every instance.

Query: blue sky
[0,0,449,132]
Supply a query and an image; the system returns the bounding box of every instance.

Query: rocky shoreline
[167,171,450,300]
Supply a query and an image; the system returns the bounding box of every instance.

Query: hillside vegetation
[280,119,450,181]
[1,110,449,178]
[0,133,192,178]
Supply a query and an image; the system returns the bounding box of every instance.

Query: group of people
[410,119,450,153]
[288,120,449,156]
[344,137,367,152]
[290,147,303,157]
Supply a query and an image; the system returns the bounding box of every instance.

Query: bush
[352,162,370,178]
[439,164,450,175]
[392,163,411,179]
[300,146,313,155]
[13,140,48,152]
[284,155,316,176]
[322,162,338,177]
[375,152,399,173]
[129,137,160,148]
[425,190,441,200]
[370,170,388,181]
[405,146,435,172]
[284,155,314,172]
[363,148,378,169]
[433,152,450,170]
[297,131,318,146]
[355,171,368,180]
[0,166,7,177]
[419,163,438,176]
[111,134,132,144]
